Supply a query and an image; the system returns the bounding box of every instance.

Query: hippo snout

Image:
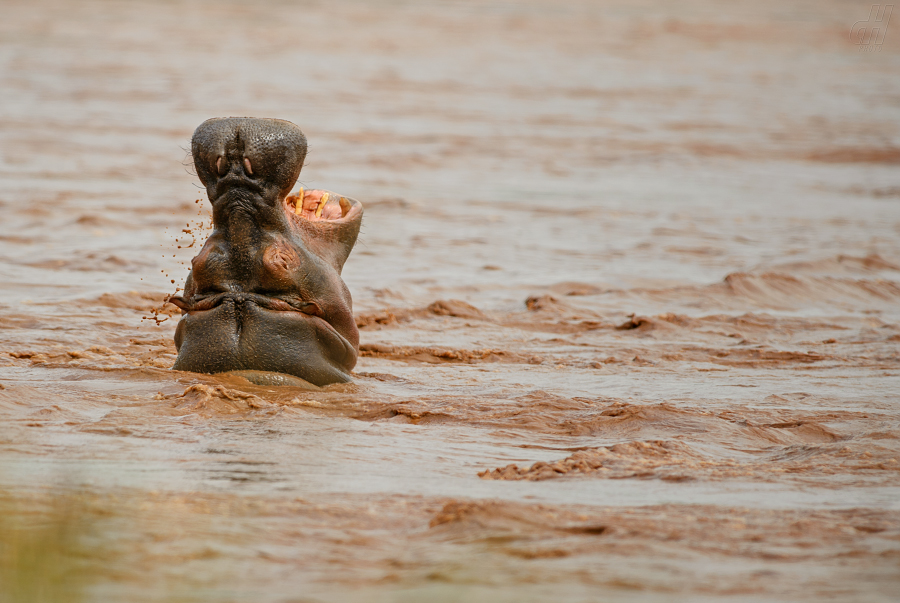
[193,117,307,199]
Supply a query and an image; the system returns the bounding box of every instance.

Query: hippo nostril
[216,156,226,176]
[243,157,253,176]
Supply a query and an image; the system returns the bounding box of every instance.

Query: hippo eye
[216,156,226,176]
[243,157,253,176]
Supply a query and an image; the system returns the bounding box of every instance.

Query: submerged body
[169,118,362,386]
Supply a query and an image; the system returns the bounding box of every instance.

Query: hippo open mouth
[168,117,362,386]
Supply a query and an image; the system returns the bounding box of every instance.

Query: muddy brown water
[1,0,899,601]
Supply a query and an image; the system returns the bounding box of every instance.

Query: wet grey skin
[168,117,363,386]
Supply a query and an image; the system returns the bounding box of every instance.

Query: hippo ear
[297,197,363,274]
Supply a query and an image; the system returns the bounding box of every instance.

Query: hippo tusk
[294,187,304,214]
[316,192,330,218]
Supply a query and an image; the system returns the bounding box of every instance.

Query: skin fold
[168,117,363,386]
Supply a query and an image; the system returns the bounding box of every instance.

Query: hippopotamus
[167,117,362,387]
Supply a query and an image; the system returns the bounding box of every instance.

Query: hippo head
[169,117,362,386]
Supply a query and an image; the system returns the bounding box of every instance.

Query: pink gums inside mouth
[285,189,351,222]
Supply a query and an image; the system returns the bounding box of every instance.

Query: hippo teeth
[288,189,347,220]
[294,187,304,215]
[315,193,330,218]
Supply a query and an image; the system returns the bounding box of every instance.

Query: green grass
[0,491,98,603]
